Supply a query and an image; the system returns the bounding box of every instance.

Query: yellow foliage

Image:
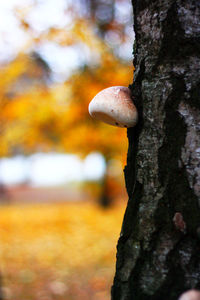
[0,49,132,160]
[0,1,134,163]
[0,202,125,300]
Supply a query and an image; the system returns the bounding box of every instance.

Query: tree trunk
[0,276,3,300]
[112,1,200,299]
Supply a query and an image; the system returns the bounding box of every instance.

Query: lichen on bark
[112,1,200,299]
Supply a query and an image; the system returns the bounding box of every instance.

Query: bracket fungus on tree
[88,86,138,128]
[179,290,200,300]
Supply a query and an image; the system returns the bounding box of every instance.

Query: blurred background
[0,0,134,299]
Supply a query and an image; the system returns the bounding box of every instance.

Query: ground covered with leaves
[0,201,125,300]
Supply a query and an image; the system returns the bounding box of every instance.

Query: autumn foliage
[0,0,133,162]
[0,202,125,300]
[0,1,134,299]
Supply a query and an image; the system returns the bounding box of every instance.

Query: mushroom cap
[88,86,138,128]
[179,290,200,300]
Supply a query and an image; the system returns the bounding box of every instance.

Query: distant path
[5,185,89,204]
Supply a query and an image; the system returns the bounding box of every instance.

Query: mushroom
[88,86,138,128]
[179,290,200,300]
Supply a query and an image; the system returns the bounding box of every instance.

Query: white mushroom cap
[179,290,200,300]
[88,86,138,128]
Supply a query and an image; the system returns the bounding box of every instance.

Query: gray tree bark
[111,1,200,299]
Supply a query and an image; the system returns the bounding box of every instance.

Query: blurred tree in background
[0,0,134,205]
